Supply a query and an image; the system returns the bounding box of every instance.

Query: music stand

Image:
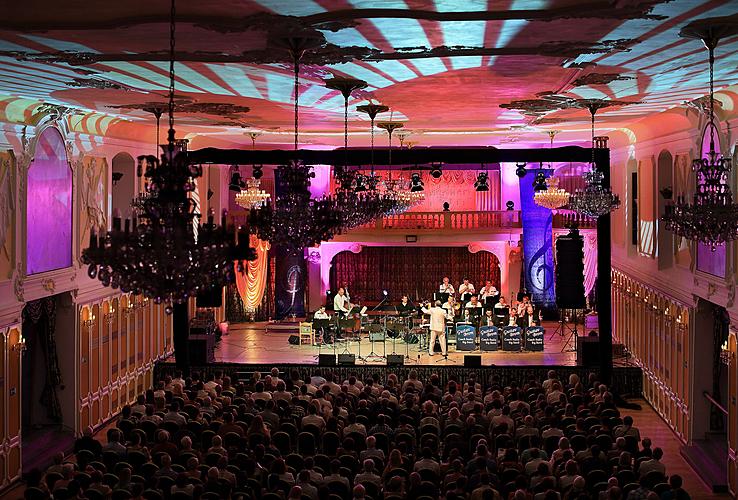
[434,292,449,304]
[365,321,385,362]
[460,292,472,305]
[483,295,499,310]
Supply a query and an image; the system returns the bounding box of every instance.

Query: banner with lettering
[525,326,545,352]
[456,323,476,351]
[502,326,522,351]
[480,326,499,351]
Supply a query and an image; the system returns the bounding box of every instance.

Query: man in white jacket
[422,300,450,356]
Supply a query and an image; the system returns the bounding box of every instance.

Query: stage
[193,320,598,367]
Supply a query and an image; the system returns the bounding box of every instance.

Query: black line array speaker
[338,354,356,366]
[318,354,336,366]
[387,354,404,366]
[555,229,586,309]
[464,355,482,367]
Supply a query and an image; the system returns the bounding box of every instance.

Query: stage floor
[210,321,583,366]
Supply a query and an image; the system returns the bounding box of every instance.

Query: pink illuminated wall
[26,128,72,275]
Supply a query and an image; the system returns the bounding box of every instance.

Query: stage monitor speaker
[288,335,299,345]
[555,230,586,309]
[387,354,404,366]
[196,286,223,308]
[319,354,336,366]
[578,336,600,366]
[338,354,356,366]
[464,355,482,367]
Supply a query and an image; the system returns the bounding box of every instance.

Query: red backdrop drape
[330,247,501,303]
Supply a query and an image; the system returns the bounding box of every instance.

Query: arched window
[26,128,72,275]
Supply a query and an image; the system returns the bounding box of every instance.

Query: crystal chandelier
[535,177,570,209]
[246,36,344,254]
[568,102,620,218]
[81,0,255,312]
[662,27,738,251]
[235,132,270,209]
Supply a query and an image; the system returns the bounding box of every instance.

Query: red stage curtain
[330,247,500,303]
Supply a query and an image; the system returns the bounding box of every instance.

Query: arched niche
[656,150,673,270]
[26,127,72,275]
[111,152,135,218]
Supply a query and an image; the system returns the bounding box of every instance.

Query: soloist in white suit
[422,304,449,356]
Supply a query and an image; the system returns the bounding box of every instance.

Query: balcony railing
[353,210,522,232]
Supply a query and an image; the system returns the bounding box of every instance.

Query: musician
[494,296,509,326]
[396,295,415,316]
[333,287,351,318]
[442,295,457,320]
[480,280,499,300]
[516,294,531,317]
[422,300,449,356]
[517,303,542,329]
[508,308,519,327]
[314,306,330,320]
[464,295,484,325]
[484,309,495,326]
[439,276,455,295]
[459,278,475,303]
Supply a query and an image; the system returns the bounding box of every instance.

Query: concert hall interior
[1,1,738,498]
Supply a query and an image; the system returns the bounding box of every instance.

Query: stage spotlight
[383,290,388,296]
[229,170,244,191]
[515,162,527,177]
[112,172,124,185]
[410,172,424,192]
[430,164,442,179]
[474,172,489,192]
[506,200,515,211]
[443,202,450,211]
[533,171,547,191]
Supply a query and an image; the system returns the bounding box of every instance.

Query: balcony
[227,209,595,241]
[353,210,522,233]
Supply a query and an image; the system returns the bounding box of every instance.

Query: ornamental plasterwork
[13,261,24,302]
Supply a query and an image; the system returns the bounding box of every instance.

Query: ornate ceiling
[1,1,737,148]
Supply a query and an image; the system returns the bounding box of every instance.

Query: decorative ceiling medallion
[66,77,134,91]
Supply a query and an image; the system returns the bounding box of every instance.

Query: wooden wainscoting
[78,294,172,434]
[612,269,692,443]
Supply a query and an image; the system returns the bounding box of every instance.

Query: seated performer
[508,308,519,327]
[314,305,330,320]
[333,287,351,318]
[464,295,484,325]
[459,278,475,303]
[517,303,542,330]
[396,295,415,316]
[422,300,449,356]
[439,276,455,296]
[494,296,510,326]
[484,309,495,326]
[442,295,457,321]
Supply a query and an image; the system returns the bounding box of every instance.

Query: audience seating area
[24,368,691,500]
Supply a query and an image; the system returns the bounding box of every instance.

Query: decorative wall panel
[0,324,23,489]
[78,293,172,433]
[612,269,691,442]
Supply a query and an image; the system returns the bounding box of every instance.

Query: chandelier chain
[167,0,176,150]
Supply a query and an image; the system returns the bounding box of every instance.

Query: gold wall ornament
[42,278,56,293]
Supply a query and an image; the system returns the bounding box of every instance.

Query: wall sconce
[720,341,731,366]
[123,303,135,316]
[82,314,97,328]
[104,308,116,325]
[12,334,27,353]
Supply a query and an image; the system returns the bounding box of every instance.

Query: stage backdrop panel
[329,246,500,304]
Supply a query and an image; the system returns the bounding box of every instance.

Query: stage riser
[154,362,643,396]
